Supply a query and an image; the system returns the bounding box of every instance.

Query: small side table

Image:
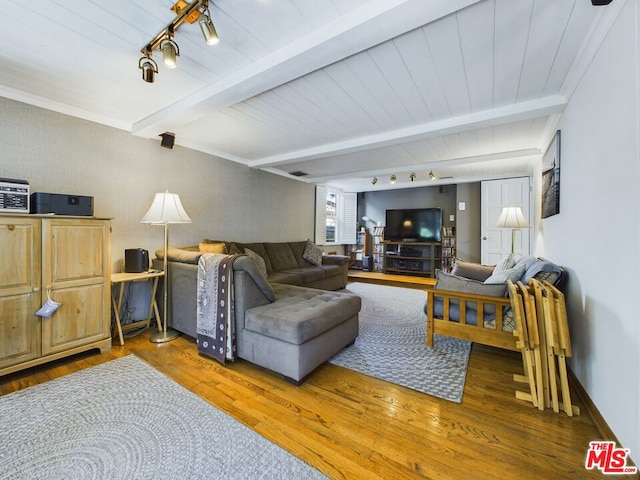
[111,270,164,346]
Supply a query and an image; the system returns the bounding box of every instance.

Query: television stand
[382,241,441,278]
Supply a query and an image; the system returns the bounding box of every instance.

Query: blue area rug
[330,282,471,403]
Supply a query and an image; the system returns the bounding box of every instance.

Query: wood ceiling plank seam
[221,104,293,156]
[517,0,576,102]
[229,99,317,155]
[474,125,496,154]
[286,77,364,138]
[324,58,394,130]
[493,0,535,106]
[250,0,314,42]
[366,39,431,124]
[510,0,535,103]
[422,13,471,116]
[456,0,497,112]
[341,52,412,129]
[454,13,474,119]
[538,0,579,97]
[457,129,482,159]
[316,68,384,133]
[491,123,514,154]
[256,89,339,144]
[441,132,467,160]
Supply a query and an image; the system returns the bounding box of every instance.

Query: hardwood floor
[0,329,613,479]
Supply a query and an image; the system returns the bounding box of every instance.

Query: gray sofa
[154,243,359,383]
[202,239,349,291]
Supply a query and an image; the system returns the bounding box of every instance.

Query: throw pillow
[198,242,227,254]
[484,263,526,284]
[494,253,516,272]
[245,248,268,277]
[435,269,508,297]
[451,259,495,282]
[302,240,324,266]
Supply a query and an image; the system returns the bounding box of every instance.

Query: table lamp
[496,206,530,254]
[141,191,192,343]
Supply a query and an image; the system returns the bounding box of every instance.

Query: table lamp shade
[141,191,192,224]
[496,206,530,229]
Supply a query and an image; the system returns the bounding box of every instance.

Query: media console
[382,241,441,277]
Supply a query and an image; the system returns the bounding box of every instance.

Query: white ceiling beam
[131,0,482,139]
[249,96,567,168]
[303,149,541,184]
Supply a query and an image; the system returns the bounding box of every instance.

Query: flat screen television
[384,208,442,243]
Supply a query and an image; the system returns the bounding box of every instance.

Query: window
[315,185,356,245]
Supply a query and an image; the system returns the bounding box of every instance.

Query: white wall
[541,1,639,462]
[0,98,315,273]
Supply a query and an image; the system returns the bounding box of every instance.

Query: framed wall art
[541,130,561,218]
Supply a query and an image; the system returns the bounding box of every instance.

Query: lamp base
[149,328,181,343]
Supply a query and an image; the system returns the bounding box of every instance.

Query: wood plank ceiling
[0,0,622,192]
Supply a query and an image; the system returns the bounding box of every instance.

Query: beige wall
[0,97,315,272]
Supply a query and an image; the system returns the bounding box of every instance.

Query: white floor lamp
[141,191,192,343]
[496,206,531,255]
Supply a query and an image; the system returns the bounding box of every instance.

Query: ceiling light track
[138,0,218,83]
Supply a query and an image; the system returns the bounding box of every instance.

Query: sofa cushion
[288,241,312,268]
[233,256,276,302]
[268,271,304,285]
[245,286,361,345]
[198,242,227,254]
[451,259,494,282]
[157,247,202,264]
[234,243,272,272]
[484,263,526,284]
[245,248,268,278]
[435,269,508,297]
[265,242,299,271]
[494,253,516,272]
[302,240,324,266]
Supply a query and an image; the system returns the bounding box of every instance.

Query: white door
[481,177,532,265]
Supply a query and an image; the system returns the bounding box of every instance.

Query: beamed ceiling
[0,0,623,192]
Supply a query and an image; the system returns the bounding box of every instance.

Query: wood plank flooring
[0,324,615,479]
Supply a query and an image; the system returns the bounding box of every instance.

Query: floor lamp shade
[141,191,192,224]
[141,191,191,343]
[496,206,530,254]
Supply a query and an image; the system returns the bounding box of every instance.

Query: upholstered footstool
[239,284,361,384]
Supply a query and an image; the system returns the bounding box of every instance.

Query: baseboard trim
[567,367,618,442]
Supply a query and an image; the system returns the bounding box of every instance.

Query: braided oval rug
[0,355,326,480]
[330,282,471,403]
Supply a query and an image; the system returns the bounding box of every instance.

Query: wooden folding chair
[507,280,538,408]
[528,278,553,410]
[517,281,545,411]
[543,281,579,416]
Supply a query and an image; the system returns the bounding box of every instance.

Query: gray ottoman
[240,284,361,384]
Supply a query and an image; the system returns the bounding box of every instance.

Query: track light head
[410,172,416,182]
[390,175,396,184]
[429,170,436,181]
[160,38,180,68]
[199,8,219,45]
[139,55,158,83]
[371,177,378,185]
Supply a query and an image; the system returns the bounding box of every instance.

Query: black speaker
[362,256,373,272]
[125,248,149,273]
[591,0,612,5]
[160,132,175,149]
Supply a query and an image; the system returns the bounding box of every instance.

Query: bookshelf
[347,230,371,269]
[441,225,456,272]
[372,226,385,271]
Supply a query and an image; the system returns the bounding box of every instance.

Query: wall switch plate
[458,202,466,211]
[449,214,455,222]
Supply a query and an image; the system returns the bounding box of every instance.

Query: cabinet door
[41,219,111,355]
[0,218,41,368]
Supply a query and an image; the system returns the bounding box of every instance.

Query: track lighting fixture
[410,172,416,182]
[199,5,219,45]
[390,175,397,184]
[139,54,158,83]
[371,177,378,185]
[429,170,436,180]
[138,0,218,83]
[161,37,180,68]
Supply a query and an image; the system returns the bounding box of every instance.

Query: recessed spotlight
[429,170,436,180]
[371,177,378,185]
[390,175,396,184]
